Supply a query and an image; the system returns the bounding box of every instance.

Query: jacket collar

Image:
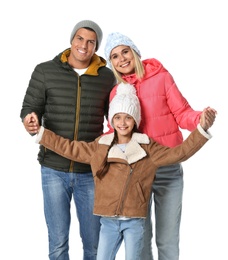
[99,133,150,164]
[121,58,167,83]
[60,48,106,76]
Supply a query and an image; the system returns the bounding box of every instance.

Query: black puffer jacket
[20,48,116,172]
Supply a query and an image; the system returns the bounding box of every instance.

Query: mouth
[77,49,87,54]
[121,62,130,68]
[118,127,128,130]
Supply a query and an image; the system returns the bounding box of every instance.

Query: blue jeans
[41,166,101,260]
[140,164,183,260]
[97,217,145,260]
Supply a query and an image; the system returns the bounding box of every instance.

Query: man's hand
[23,112,39,134]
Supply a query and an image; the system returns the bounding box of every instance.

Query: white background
[1,0,227,259]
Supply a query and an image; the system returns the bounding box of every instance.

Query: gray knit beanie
[108,83,141,128]
[70,20,103,51]
[104,32,141,67]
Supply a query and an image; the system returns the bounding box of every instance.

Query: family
[20,20,217,260]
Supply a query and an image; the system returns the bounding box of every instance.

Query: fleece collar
[99,133,150,164]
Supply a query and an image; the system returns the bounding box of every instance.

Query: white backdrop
[1,0,226,259]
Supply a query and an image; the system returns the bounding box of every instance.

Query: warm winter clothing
[108,83,141,128]
[20,48,116,173]
[108,58,201,147]
[70,20,103,51]
[104,32,141,67]
[36,124,211,218]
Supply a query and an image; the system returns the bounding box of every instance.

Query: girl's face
[110,46,136,75]
[112,113,135,143]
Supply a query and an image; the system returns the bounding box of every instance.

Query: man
[20,20,116,260]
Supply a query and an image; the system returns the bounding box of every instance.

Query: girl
[36,83,216,260]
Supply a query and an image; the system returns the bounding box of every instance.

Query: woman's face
[110,45,136,75]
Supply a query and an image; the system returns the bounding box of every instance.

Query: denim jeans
[97,217,145,260]
[140,164,183,260]
[41,166,101,260]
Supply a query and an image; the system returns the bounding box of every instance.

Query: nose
[120,118,126,125]
[119,54,126,61]
[81,40,88,48]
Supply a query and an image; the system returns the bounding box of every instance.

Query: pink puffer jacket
[108,58,201,147]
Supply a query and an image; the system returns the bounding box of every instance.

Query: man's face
[69,28,97,68]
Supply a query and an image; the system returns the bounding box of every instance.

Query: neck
[68,55,91,69]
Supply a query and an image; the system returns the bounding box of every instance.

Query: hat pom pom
[116,83,136,96]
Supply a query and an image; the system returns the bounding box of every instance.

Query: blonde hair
[110,48,145,84]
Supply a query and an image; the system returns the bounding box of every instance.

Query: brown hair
[95,125,139,179]
[95,131,118,180]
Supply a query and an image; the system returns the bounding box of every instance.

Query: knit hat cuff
[70,20,103,51]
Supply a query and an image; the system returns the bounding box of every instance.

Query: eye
[111,54,118,60]
[114,114,121,120]
[89,40,96,45]
[76,36,83,41]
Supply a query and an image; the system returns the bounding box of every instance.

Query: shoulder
[132,133,150,144]
[142,58,168,77]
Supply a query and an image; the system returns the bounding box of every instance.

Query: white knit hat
[104,32,141,67]
[108,83,141,128]
[70,20,103,51]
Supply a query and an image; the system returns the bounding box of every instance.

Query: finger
[205,110,216,121]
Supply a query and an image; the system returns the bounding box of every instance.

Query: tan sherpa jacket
[36,125,211,218]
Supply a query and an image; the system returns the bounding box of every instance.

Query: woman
[104,32,216,260]
[36,83,216,260]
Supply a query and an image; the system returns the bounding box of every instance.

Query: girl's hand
[200,107,217,131]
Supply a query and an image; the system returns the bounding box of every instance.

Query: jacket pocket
[136,182,146,203]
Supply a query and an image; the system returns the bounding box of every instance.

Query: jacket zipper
[70,76,81,172]
[115,165,133,216]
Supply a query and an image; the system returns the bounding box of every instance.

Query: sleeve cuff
[197,123,212,139]
[35,126,45,143]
